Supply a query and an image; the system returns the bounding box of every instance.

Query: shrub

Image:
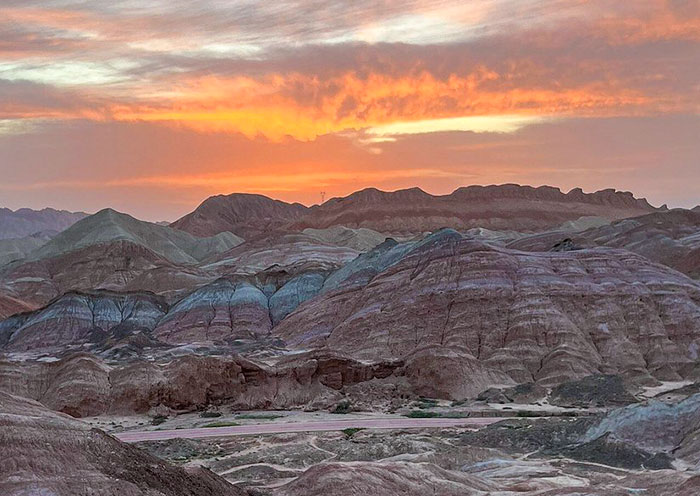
[331,400,352,414]
[342,427,366,439]
[151,415,168,426]
[516,410,541,418]
[404,410,441,418]
[202,421,240,428]
[235,413,284,420]
[416,397,438,409]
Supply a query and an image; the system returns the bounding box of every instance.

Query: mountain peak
[171,192,309,238]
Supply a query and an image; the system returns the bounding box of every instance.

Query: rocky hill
[0,209,246,309]
[275,233,700,390]
[171,185,658,239]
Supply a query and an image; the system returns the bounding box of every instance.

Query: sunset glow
[0,0,698,219]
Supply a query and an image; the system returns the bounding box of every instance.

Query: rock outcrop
[275,461,496,496]
[0,239,213,307]
[302,226,388,251]
[549,374,639,408]
[0,291,33,319]
[0,351,404,416]
[0,391,244,495]
[583,393,700,456]
[0,207,245,308]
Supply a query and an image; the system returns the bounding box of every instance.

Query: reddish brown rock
[0,291,33,319]
[0,352,403,416]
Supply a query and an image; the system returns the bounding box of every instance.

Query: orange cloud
[105,70,663,141]
[1,0,696,143]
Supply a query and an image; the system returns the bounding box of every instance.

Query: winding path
[115,417,503,443]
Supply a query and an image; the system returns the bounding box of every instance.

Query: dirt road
[116,417,502,443]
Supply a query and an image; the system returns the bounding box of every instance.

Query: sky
[0,0,698,221]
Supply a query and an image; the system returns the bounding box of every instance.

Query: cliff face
[0,352,403,416]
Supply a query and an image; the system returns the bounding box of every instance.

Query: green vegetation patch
[202,421,241,428]
[151,415,168,426]
[415,397,439,409]
[342,427,366,439]
[404,410,441,418]
[331,400,352,414]
[235,413,284,420]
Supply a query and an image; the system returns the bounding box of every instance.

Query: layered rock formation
[275,458,697,496]
[276,461,496,496]
[290,185,657,234]
[0,291,33,320]
[0,351,403,416]
[0,207,86,239]
[4,226,699,397]
[508,208,700,279]
[171,193,308,238]
[0,391,244,495]
[0,208,245,308]
[204,233,358,277]
[170,185,657,239]
[153,279,272,344]
[275,236,700,391]
[0,239,213,308]
[0,290,167,352]
[301,225,388,251]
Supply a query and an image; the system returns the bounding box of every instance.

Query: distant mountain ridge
[0,207,87,239]
[31,208,243,265]
[292,185,658,234]
[170,185,659,237]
